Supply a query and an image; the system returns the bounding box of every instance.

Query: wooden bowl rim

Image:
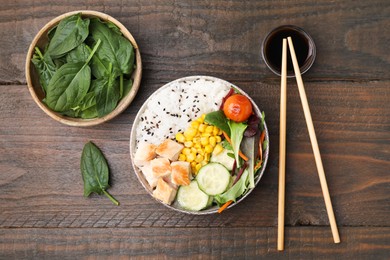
[25,10,142,127]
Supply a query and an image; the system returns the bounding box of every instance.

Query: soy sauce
[262,25,315,76]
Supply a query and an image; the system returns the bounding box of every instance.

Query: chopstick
[277,38,287,251]
[287,36,340,244]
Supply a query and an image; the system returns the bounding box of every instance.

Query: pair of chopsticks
[277,37,340,251]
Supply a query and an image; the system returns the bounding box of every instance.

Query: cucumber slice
[196,162,231,196]
[177,181,210,211]
[210,148,235,171]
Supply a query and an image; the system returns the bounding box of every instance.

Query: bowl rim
[129,75,270,215]
[25,10,142,127]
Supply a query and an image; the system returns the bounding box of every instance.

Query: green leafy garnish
[205,110,230,136]
[227,121,247,168]
[215,169,249,204]
[80,141,119,206]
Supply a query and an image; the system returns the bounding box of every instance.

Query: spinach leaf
[79,91,96,111]
[45,40,101,112]
[80,142,119,205]
[47,13,90,58]
[66,43,90,63]
[89,18,134,75]
[47,25,57,40]
[91,54,111,79]
[45,61,91,111]
[81,105,98,119]
[228,121,247,168]
[94,67,120,117]
[205,110,230,135]
[31,47,56,94]
[122,78,133,98]
[53,56,67,69]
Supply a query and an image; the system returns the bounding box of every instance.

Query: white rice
[135,77,230,145]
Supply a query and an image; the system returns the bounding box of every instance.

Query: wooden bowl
[25,10,142,126]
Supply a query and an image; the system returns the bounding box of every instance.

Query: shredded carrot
[254,160,262,172]
[254,130,266,172]
[222,131,248,161]
[258,130,265,162]
[218,200,233,213]
[260,130,265,144]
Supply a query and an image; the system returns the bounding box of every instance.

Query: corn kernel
[201,114,206,120]
[195,154,204,163]
[187,153,196,162]
[190,121,200,129]
[175,132,185,143]
[213,126,220,136]
[193,137,201,143]
[198,124,206,132]
[212,144,223,155]
[218,129,223,135]
[184,128,197,140]
[205,145,213,153]
[195,163,202,172]
[184,141,193,148]
[196,148,204,155]
[201,132,211,137]
[182,148,191,155]
[194,143,202,149]
[197,117,204,123]
[200,136,209,146]
[178,154,186,161]
[205,125,214,133]
[209,136,217,147]
[191,161,197,167]
[201,160,208,166]
[216,136,222,143]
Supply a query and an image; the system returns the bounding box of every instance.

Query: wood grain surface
[1,227,389,259]
[0,0,389,258]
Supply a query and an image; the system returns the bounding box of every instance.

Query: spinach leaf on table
[31,47,56,94]
[89,18,134,75]
[47,13,90,58]
[45,39,101,112]
[81,142,119,205]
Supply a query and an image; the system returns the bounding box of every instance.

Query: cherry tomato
[223,94,253,122]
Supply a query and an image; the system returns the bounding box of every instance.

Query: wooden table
[1,0,389,258]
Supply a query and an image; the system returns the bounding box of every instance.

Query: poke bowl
[130,76,269,214]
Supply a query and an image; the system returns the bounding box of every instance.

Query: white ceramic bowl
[130,76,269,214]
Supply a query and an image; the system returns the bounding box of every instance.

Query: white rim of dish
[129,75,270,215]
